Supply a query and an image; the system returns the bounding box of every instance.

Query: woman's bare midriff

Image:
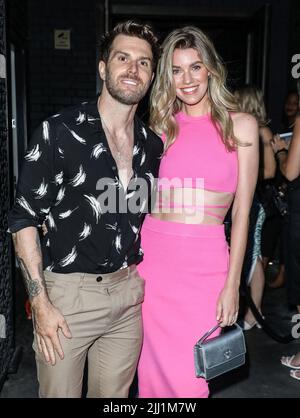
[151,187,234,224]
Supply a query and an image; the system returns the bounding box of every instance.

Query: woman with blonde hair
[137,26,259,398]
[234,85,276,329]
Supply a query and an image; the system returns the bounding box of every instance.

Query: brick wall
[28,0,98,133]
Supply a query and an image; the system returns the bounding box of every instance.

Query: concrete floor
[1,265,300,398]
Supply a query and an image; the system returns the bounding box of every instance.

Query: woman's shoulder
[231,112,259,144]
[231,111,257,126]
[232,112,258,133]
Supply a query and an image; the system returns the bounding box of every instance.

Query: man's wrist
[30,290,51,309]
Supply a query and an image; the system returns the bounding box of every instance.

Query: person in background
[272,83,300,381]
[262,90,299,288]
[234,85,276,329]
[282,90,300,131]
[137,26,259,398]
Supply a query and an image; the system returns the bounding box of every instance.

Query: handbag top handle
[197,323,242,345]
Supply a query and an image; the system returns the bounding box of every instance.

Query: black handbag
[194,323,246,380]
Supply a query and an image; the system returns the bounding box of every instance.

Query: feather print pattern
[126,190,135,200]
[45,263,55,271]
[87,115,100,123]
[40,207,51,215]
[91,143,107,159]
[76,111,86,125]
[145,172,155,190]
[25,144,42,162]
[140,151,146,166]
[54,171,64,186]
[139,197,147,213]
[62,123,86,145]
[58,207,78,219]
[108,177,122,190]
[47,212,56,230]
[55,186,66,205]
[121,260,128,269]
[142,127,147,139]
[78,223,92,241]
[59,246,78,267]
[106,223,118,231]
[115,234,122,253]
[133,145,140,156]
[16,196,36,217]
[69,165,86,187]
[129,222,139,235]
[9,101,161,274]
[58,147,64,158]
[84,194,102,223]
[43,121,50,144]
[33,179,48,199]
[98,260,108,267]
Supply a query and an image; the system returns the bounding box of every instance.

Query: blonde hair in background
[149,26,239,151]
[234,85,269,128]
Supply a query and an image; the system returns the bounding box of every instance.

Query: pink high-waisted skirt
[137,215,229,398]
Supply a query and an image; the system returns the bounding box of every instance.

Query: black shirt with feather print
[8,98,163,274]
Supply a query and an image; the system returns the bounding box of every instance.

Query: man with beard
[8,21,163,398]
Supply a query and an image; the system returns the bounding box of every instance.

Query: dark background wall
[22,0,294,135]
[27,0,97,132]
[288,0,300,90]
[0,0,14,390]
[4,0,298,136]
[110,0,292,131]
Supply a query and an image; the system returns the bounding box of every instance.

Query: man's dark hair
[99,20,160,69]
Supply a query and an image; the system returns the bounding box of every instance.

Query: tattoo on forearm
[13,231,47,300]
[17,256,43,299]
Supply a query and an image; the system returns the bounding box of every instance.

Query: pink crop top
[159,111,238,193]
[157,111,238,220]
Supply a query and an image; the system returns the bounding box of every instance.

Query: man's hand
[32,300,72,366]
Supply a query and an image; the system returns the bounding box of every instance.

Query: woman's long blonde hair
[234,85,269,127]
[150,26,239,151]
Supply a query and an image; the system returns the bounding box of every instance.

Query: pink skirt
[137,215,229,398]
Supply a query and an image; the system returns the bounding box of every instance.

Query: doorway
[99,3,271,120]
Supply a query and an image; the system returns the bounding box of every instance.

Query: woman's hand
[271,134,289,154]
[216,285,239,327]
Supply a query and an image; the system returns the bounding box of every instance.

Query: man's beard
[105,68,150,105]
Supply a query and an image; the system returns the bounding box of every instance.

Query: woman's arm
[216,112,259,327]
[260,126,276,179]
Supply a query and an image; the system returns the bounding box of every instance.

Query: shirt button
[109,262,114,267]
[112,166,117,171]
[117,228,121,233]
[96,276,103,282]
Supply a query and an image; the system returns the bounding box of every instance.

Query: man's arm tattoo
[13,231,47,300]
[18,257,43,299]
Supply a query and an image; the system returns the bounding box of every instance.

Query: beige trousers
[33,266,144,398]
